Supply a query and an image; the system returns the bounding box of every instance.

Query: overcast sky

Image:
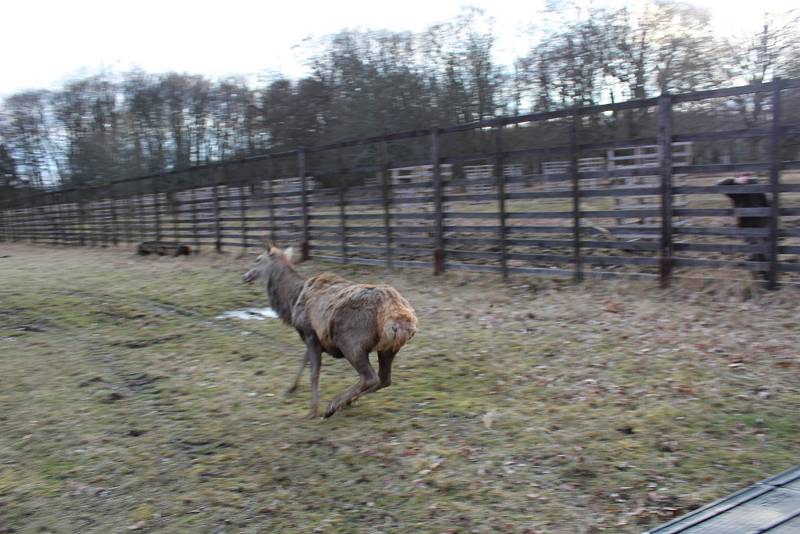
[1,0,795,97]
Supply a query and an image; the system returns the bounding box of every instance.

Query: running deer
[243,243,418,418]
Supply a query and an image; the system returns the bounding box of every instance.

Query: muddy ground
[0,244,798,533]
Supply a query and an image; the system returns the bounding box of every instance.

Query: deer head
[242,241,297,284]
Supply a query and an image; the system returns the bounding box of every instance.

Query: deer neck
[266,262,305,325]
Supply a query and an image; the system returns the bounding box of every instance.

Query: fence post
[19,194,26,242]
[336,146,347,263]
[19,193,26,242]
[5,198,12,242]
[87,189,96,246]
[27,188,36,244]
[8,198,16,242]
[22,195,27,241]
[53,192,60,245]
[59,191,67,245]
[5,199,13,242]
[84,187,92,246]
[77,186,87,247]
[298,148,310,261]
[249,163,263,249]
[570,113,583,283]
[16,196,23,242]
[48,192,59,246]
[137,179,146,242]
[431,128,445,275]
[29,192,38,244]
[9,198,17,242]
[6,199,13,242]
[339,183,348,263]
[32,192,39,243]
[1,200,8,242]
[267,156,276,243]
[95,187,103,245]
[171,184,180,244]
[189,186,199,251]
[60,191,69,245]
[41,194,50,245]
[43,194,51,245]
[239,164,249,252]
[23,191,30,243]
[151,175,162,242]
[122,185,132,246]
[0,200,6,242]
[495,123,508,278]
[767,79,783,290]
[39,193,49,245]
[39,193,47,244]
[110,182,119,247]
[2,199,10,242]
[658,93,674,288]
[100,186,108,247]
[89,187,98,246]
[213,169,222,253]
[380,140,393,269]
[83,186,98,247]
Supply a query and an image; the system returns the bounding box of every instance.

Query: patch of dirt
[0,243,797,533]
[112,333,183,349]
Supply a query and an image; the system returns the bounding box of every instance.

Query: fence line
[2,79,800,287]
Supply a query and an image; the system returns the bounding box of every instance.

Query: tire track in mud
[67,287,298,354]
[75,290,295,434]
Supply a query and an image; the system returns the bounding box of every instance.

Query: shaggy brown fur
[243,244,418,418]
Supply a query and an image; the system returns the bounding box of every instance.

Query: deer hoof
[323,403,339,419]
[284,385,298,397]
[305,409,319,420]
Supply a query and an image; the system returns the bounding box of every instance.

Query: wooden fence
[2,79,800,288]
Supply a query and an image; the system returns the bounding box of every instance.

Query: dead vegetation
[0,244,798,533]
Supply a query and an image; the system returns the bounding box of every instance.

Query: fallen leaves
[482,411,497,430]
[3,245,799,534]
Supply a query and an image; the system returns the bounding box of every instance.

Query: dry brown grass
[1,244,798,533]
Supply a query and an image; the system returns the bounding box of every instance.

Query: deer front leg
[307,337,322,419]
[285,350,308,397]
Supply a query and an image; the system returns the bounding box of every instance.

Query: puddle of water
[216,308,278,320]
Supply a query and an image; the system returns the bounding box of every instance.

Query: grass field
[1,244,798,533]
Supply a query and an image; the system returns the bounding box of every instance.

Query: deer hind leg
[344,349,396,407]
[324,352,379,418]
[377,350,397,390]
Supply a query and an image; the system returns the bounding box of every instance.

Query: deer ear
[265,238,282,256]
[284,247,297,264]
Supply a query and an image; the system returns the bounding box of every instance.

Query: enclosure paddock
[2,79,800,290]
[0,244,798,532]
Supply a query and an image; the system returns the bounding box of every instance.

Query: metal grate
[647,465,800,533]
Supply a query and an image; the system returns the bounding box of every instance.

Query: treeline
[1,2,798,195]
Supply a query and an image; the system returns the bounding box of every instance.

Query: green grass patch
[0,243,798,532]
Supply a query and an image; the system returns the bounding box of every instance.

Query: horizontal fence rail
[2,79,799,288]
